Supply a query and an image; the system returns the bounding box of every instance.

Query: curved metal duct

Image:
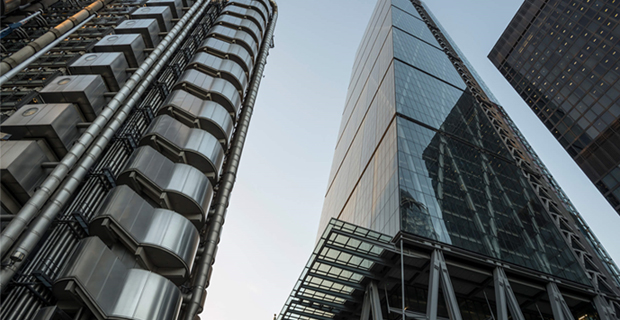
[198,37,255,74]
[186,52,249,91]
[158,89,235,146]
[221,4,265,32]
[53,237,183,320]
[117,145,213,228]
[182,1,277,319]
[216,13,263,43]
[173,69,242,115]
[207,25,259,57]
[90,185,200,285]
[140,115,226,181]
[229,0,270,24]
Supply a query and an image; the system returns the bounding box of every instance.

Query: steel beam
[427,250,463,320]
[546,282,573,320]
[593,295,618,320]
[493,267,525,320]
[306,272,365,291]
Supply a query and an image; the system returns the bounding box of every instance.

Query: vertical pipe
[0,0,219,291]
[182,3,277,319]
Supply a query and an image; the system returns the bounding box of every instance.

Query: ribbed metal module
[1,0,277,319]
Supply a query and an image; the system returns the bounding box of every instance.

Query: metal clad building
[279,0,620,319]
[0,0,276,319]
[489,0,620,214]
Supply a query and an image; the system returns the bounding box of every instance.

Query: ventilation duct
[1,104,82,159]
[38,75,108,122]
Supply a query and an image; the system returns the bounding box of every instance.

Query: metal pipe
[182,2,277,319]
[0,0,211,260]
[0,0,111,77]
[0,15,94,86]
[0,0,219,291]
[0,10,42,39]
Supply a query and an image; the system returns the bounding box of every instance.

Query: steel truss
[411,1,620,318]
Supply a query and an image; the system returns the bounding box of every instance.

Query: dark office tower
[278,1,620,320]
[489,0,620,214]
[0,0,276,319]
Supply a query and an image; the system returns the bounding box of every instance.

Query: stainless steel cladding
[198,37,254,73]
[207,25,258,57]
[93,34,146,69]
[68,52,129,91]
[90,185,200,284]
[230,0,271,20]
[114,19,161,48]
[1,104,82,158]
[187,52,248,91]
[0,141,52,214]
[221,5,265,33]
[174,69,241,115]
[146,0,183,19]
[141,115,225,181]
[159,89,234,146]
[131,6,173,32]
[117,145,213,228]
[215,14,263,43]
[53,237,183,320]
[38,75,108,122]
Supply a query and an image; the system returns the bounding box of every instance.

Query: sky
[201,1,620,319]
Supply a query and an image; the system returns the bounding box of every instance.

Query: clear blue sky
[202,1,620,319]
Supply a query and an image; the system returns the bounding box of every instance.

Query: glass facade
[489,0,620,214]
[319,0,590,285]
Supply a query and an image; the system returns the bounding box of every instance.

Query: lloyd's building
[0,0,277,319]
[277,0,620,319]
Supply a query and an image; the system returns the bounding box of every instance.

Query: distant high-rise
[278,0,620,319]
[489,0,620,214]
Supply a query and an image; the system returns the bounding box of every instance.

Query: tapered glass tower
[278,1,620,319]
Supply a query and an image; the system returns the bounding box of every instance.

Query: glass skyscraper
[278,0,620,319]
[489,0,620,214]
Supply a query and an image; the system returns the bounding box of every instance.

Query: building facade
[279,0,620,319]
[489,0,620,214]
[0,0,276,319]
